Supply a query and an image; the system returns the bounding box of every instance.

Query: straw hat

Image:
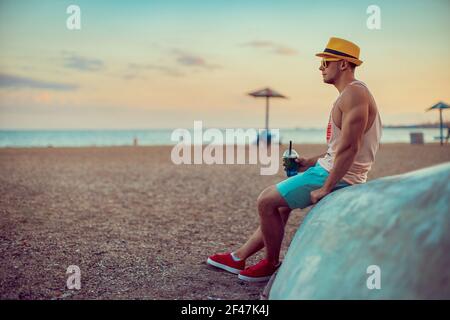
[316,37,363,66]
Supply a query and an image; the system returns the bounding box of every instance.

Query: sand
[0,143,449,300]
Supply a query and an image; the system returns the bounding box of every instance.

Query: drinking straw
[289,140,292,156]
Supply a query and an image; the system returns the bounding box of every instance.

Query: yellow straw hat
[316,37,363,66]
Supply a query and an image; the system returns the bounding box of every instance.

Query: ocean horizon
[0,128,445,147]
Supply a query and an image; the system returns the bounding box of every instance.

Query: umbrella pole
[440,108,443,146]
[265,96,269,132]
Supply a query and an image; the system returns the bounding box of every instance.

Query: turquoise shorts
[276,163,351,209]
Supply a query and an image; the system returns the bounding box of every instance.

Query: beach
[0,143,449,300]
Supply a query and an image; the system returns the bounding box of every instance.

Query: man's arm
[311,85,369,203]
[309,153,327,165]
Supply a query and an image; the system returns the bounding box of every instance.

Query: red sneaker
[238,259,281,282]
[207,252,245,274]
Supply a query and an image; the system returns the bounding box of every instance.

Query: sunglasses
[320,58,342,69]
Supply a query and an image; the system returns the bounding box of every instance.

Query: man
[446,126,450,144]
[207,37,382,282]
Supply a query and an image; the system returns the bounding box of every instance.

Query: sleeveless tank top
[317,80,382,184]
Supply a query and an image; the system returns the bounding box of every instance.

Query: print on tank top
[326,115,332,144]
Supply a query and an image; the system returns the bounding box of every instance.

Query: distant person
[446,126,450,144]
[207,37,383,282]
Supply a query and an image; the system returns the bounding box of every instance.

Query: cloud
[62,52,104,71]
[121,73,146,80]
[172,50,220,70]
[273,46,298,56]
[242,41,298,56]
[0,73,78,91]
[34,91,52,103]
[126,63,184,78]
[176,54,205,66]
[244,40,273,48]
[121,50,219,80]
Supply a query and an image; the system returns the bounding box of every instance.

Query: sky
[0,0,449,129]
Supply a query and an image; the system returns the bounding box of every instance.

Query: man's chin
[322,78,333,84]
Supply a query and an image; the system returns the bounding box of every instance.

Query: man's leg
[206,195,291,275]
[233,206,291,260]
[209,165,333,279]
[257,185,291,266]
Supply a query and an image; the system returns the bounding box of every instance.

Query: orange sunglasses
[320,58,342,69]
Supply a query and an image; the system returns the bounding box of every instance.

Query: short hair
[339,60,356,71]
[344,61,356,73]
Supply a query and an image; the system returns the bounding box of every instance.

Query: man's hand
[295,157,315,172]
[282,157,314,172]
[310,187,331,204]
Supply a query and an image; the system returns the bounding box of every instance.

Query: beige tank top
[317,80,382,184]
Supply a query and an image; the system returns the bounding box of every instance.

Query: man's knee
[257,186,274,208]
[257,186,286,214]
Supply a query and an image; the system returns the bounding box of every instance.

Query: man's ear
[340,60,349,71]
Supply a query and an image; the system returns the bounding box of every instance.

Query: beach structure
[269,162,450,299]
[248,88,287,144]
[409,132,424,145]
[426,101,449,146]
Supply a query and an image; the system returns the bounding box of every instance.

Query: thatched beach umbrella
[248,87,287,134]
[426,101,449,146]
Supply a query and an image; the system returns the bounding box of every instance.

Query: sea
[0,128,445,148]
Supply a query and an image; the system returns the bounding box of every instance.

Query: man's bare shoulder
[338,83,369,112]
